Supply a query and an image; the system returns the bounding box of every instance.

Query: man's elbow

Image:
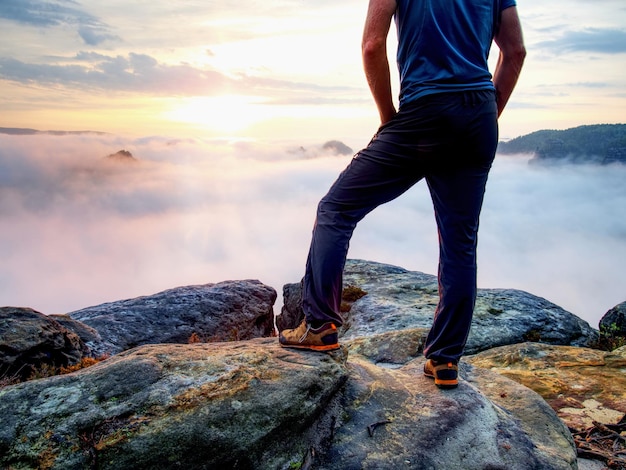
[512,45,527,72]
[514,44,527,64]
[362,37,387,60]
[502,42,526,69]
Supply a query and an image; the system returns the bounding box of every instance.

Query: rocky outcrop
[466,342,626,431]
[322,140,353,156]
[321,356,576,469]
[2,261,613,469]
[0,339,347,469]
[105,149,137,162]
[467,343,626,469]
[68,280,277,356]
[48,314,107,357]
[0,339,577,470]
[279,260,598,363]
[0,307,87,380]
[600,301,626,336]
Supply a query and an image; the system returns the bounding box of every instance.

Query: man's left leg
[424,164,491,361]
[422,90,498,386]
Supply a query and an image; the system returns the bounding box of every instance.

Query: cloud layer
[1,133,624,330]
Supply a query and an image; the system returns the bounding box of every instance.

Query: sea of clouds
[1,132,624,328]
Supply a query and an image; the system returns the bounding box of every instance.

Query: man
[279,0,525,389]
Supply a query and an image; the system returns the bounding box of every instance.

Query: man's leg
[423,91,498,364]
[303,150,422,327]
[300,94,473,329]
[423,166,490,363]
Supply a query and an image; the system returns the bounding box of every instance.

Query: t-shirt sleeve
[501,0,517,9]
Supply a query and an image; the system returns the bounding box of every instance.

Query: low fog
[1,132,624,328]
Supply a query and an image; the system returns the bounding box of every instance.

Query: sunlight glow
[164,95,271,133]
[163,94,374,137]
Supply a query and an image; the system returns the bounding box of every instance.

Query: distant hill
[497,124,626,164]
[0,127,107,136]
[105,149,138,163]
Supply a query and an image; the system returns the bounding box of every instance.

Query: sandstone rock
[599,301,626,336]
[578,459,611,470]
[0,340,576,469]
[344,327,429,365]
[48,314,107,358]
[277,281,304,331]
[468,288,597,351]
[0,307,86,380]
[69,280,277,355]
[279,260,597,358]
[0,339,347,469]
[466,342,626,431]
[321,355,576,469]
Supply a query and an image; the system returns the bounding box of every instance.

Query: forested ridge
[497,123,626,164]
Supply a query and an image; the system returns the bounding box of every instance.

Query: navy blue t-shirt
[395,0,517,106]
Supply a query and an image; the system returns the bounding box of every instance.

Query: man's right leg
[302,152,421,327]
[280,97,451,350]
[280,151,420,350]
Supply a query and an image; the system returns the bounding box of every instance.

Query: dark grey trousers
[302,89,498,363]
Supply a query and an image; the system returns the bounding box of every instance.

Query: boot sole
[424,372,459,388]
[279,342,340,352]
[433,378,458,388]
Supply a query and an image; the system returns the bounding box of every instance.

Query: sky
[0,1,625,328]
[1,0,625,143]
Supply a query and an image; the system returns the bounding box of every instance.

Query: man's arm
[362,0,397,125]
[493,6,526,117]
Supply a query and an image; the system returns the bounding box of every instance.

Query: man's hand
[493,6,526,117]
[362,0,397,125]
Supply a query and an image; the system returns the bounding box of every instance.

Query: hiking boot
[424,359,459,389]
[279,320,340,352]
